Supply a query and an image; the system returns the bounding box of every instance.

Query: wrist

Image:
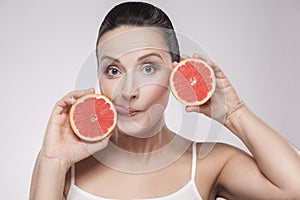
[38,151,71,172]
[225,101,249,134]
[30,151,69,200]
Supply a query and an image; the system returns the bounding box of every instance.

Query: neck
[110,124,175,153]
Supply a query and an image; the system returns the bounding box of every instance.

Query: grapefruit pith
[169,58,216,106]
[69,94,117,142]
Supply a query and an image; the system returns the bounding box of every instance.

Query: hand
[40,88,111,169]
[172,54,244,125]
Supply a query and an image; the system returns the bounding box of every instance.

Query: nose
[121,72,139,101]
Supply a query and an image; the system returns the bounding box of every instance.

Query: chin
[116,115,165,138]
[116,121,151,138]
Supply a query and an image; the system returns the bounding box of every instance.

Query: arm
[218,104,300,199]
[29,153,69,200]
[227,103,300,190]
[29,88,110,200]
[181,54,300,199]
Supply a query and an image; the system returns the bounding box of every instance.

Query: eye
[142,64,157,75]
[105,66,121,77]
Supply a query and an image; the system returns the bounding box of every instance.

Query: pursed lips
[114,105,141,117]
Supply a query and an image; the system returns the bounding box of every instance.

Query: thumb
[185,103,211,117]
[185,105,201,113]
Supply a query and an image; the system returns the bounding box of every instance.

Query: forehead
[100,48,171,68]
[97,26,169,59]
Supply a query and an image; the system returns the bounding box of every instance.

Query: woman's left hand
[172,54,243,125]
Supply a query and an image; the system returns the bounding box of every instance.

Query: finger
[184,54,222,78]
[53,97,74,115]
[185,105,211,116]
[81,132,113,155]
[185,105,201,113]
[83,137,110,155]
[180,54,189,61]
[69,88,95,100]
[192,53,209,61]
[185,101,211,116]
[172,61,178,68]
[193,53,216,67]
[192,53,226,79]
[52,88,95,115]
[193,53,204,59]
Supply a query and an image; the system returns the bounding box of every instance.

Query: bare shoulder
[195,142,249,166]
[194,142,250,199]
[196,142,253,176]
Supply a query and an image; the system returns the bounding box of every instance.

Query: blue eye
[142,64,156,75]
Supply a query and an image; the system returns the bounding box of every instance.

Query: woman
[30,2,300,199]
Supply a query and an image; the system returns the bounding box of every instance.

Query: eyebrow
[101,55,120,63]
[101,52,164,63]
[137,52,164,62]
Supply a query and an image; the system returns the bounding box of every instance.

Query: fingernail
[185,106,192,112]
[85,87,94,92]
[71,97,76,104]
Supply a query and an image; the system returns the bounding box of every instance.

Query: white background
[0,0,299,199]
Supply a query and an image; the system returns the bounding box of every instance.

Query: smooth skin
[30,27,300,200]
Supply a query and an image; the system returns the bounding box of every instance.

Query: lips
[114,105,141,117]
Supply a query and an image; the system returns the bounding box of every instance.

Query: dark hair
[96,1,180,62]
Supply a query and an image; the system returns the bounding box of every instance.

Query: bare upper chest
[73,145,224,199]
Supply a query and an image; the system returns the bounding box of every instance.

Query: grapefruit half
[169,58,216,106]
[69,94,117,142]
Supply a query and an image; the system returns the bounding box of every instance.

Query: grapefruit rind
[69,94,117,142]
[169,58,216,106]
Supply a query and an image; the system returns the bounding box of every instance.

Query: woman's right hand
[39,88,110,169]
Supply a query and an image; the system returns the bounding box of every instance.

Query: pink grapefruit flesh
[69,94,117,142]
[169,58,216,106]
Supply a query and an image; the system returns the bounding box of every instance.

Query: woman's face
[97,26,173,138]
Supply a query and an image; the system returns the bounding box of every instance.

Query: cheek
[141,84,170,108]
[99,78,115,99]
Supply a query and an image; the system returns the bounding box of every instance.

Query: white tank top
[67,143,202,200]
